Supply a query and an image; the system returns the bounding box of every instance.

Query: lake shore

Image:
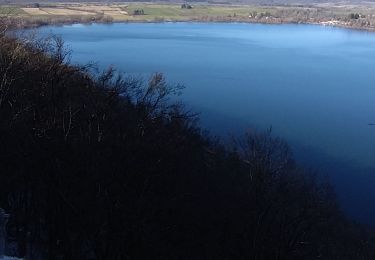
[2,2,375,32]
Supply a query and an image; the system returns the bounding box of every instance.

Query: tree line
[0,21,375,259]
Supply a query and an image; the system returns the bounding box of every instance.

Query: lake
[36,22,375,224]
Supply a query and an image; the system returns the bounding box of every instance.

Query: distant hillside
[2,0,375,6]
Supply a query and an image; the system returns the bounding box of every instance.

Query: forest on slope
[1,19,375,259]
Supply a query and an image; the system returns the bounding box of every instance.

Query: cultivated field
[5,3,271,22]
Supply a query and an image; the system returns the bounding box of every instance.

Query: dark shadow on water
[294,144,375,226]
[195,106,375,226]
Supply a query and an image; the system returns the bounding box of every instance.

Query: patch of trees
[0,24,375,259]
[259,11,272,18]
[133,9,145,15]
[349,13,361,19]
[181,4,193,9]
[249,11,258,18]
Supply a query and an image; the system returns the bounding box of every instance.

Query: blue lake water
[36,22,375,224]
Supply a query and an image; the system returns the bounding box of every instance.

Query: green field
[0,6,26,16]
[125,4,269,21]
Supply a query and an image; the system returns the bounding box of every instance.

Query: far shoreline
[12,18,375,34]
[3,2,375,33]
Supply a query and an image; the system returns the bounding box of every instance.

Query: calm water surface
[37,23,375,223]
